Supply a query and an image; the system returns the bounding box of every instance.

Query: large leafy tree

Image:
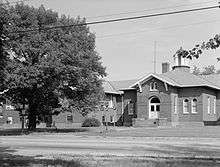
[1,3,106,130]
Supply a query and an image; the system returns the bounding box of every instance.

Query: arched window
[183,99,189,114]
[191,99,197,114]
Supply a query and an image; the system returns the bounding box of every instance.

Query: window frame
[150,82,158,91]
[110,115,114,123]
[128,101,134,115]
[191,98,198,114]
[174,96,178,114]
[108,95,114,108]
[66,115,73,122]
[183,99,189,114]
[213,97,216,114]
[102,115,105,122]
[207,97,211,114]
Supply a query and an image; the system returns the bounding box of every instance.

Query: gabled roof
[130,70,220,90]
[102,81,121,94]
[110,79,138,90]
[103,79,137,94]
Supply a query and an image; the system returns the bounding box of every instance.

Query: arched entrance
[149,97,160,119]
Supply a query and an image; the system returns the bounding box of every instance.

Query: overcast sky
[8,0,220,80]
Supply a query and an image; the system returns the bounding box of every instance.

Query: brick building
[98,54,220,127]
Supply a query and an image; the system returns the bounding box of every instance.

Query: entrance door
[149,97,160,119]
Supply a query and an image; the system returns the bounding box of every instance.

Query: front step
[132,118,168,127]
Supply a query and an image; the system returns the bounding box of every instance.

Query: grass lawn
[1,126,220,166]
[78,126,220,138]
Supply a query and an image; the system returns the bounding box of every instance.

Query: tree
[0,3,9,89]
[2,3,106,130]
[192,66,200,75]
[202,65,216,75]
[174,34,220,61]
[192,65,217,75]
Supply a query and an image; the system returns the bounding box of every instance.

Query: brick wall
[52,110,84,125]
[177,87,204,123]
[122,90,137,126]
[136,78,172,121]
[0,107,21,126]
[202,88,218,121]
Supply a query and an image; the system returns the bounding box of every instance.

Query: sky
[6,0,220,80]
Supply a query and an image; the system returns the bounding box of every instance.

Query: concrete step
[132,118,168,127]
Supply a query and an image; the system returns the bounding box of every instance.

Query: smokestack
[162,62,170,73]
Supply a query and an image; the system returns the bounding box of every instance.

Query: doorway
[149,97,160,119]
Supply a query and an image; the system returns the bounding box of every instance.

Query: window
[150,82,154,90]
[183,99,189,114]
[150,82,158,91]
[156,105,160,112]
[67,115,73,122]
[128,101,134,115]
[7,117,13,124]
[154,82,158,90]
[213,97,216,114]
[174,96,178,114]
[107,95,114,108]
[150,105,154,111]
[102,115,105,122]
[110,116,114,123]
[207,97,211,114]
[191,99,197,114]
[5,105,15,110]
[0,105,3,118]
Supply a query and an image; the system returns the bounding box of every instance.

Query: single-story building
[96,54,220,127]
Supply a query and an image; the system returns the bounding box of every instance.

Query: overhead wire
[96,19,220,39]
[8,4,220,34]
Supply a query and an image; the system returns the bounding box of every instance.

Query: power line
[97,19,220,39]
[87,0,217,20]
[9,5,220,34]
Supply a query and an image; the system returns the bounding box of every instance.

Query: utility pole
[153,41,157,73]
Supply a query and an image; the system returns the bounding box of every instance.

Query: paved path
[1,134,220,159]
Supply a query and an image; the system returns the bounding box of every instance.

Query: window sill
[183,112,189,114]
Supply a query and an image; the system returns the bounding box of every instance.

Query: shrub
[82,118,101,127]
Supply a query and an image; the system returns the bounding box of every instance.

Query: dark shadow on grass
[0,128,88,136]
[0,146,85,167]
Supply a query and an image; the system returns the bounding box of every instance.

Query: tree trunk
[28,104,37,131]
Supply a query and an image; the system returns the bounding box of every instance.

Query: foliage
[192,65,217,75]
[1,3,106,130]
[174,34,220,61]
[82,117,101,127]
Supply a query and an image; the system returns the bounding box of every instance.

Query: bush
[82,118,101,127]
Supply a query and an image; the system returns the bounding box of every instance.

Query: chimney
[162,62,170,73]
